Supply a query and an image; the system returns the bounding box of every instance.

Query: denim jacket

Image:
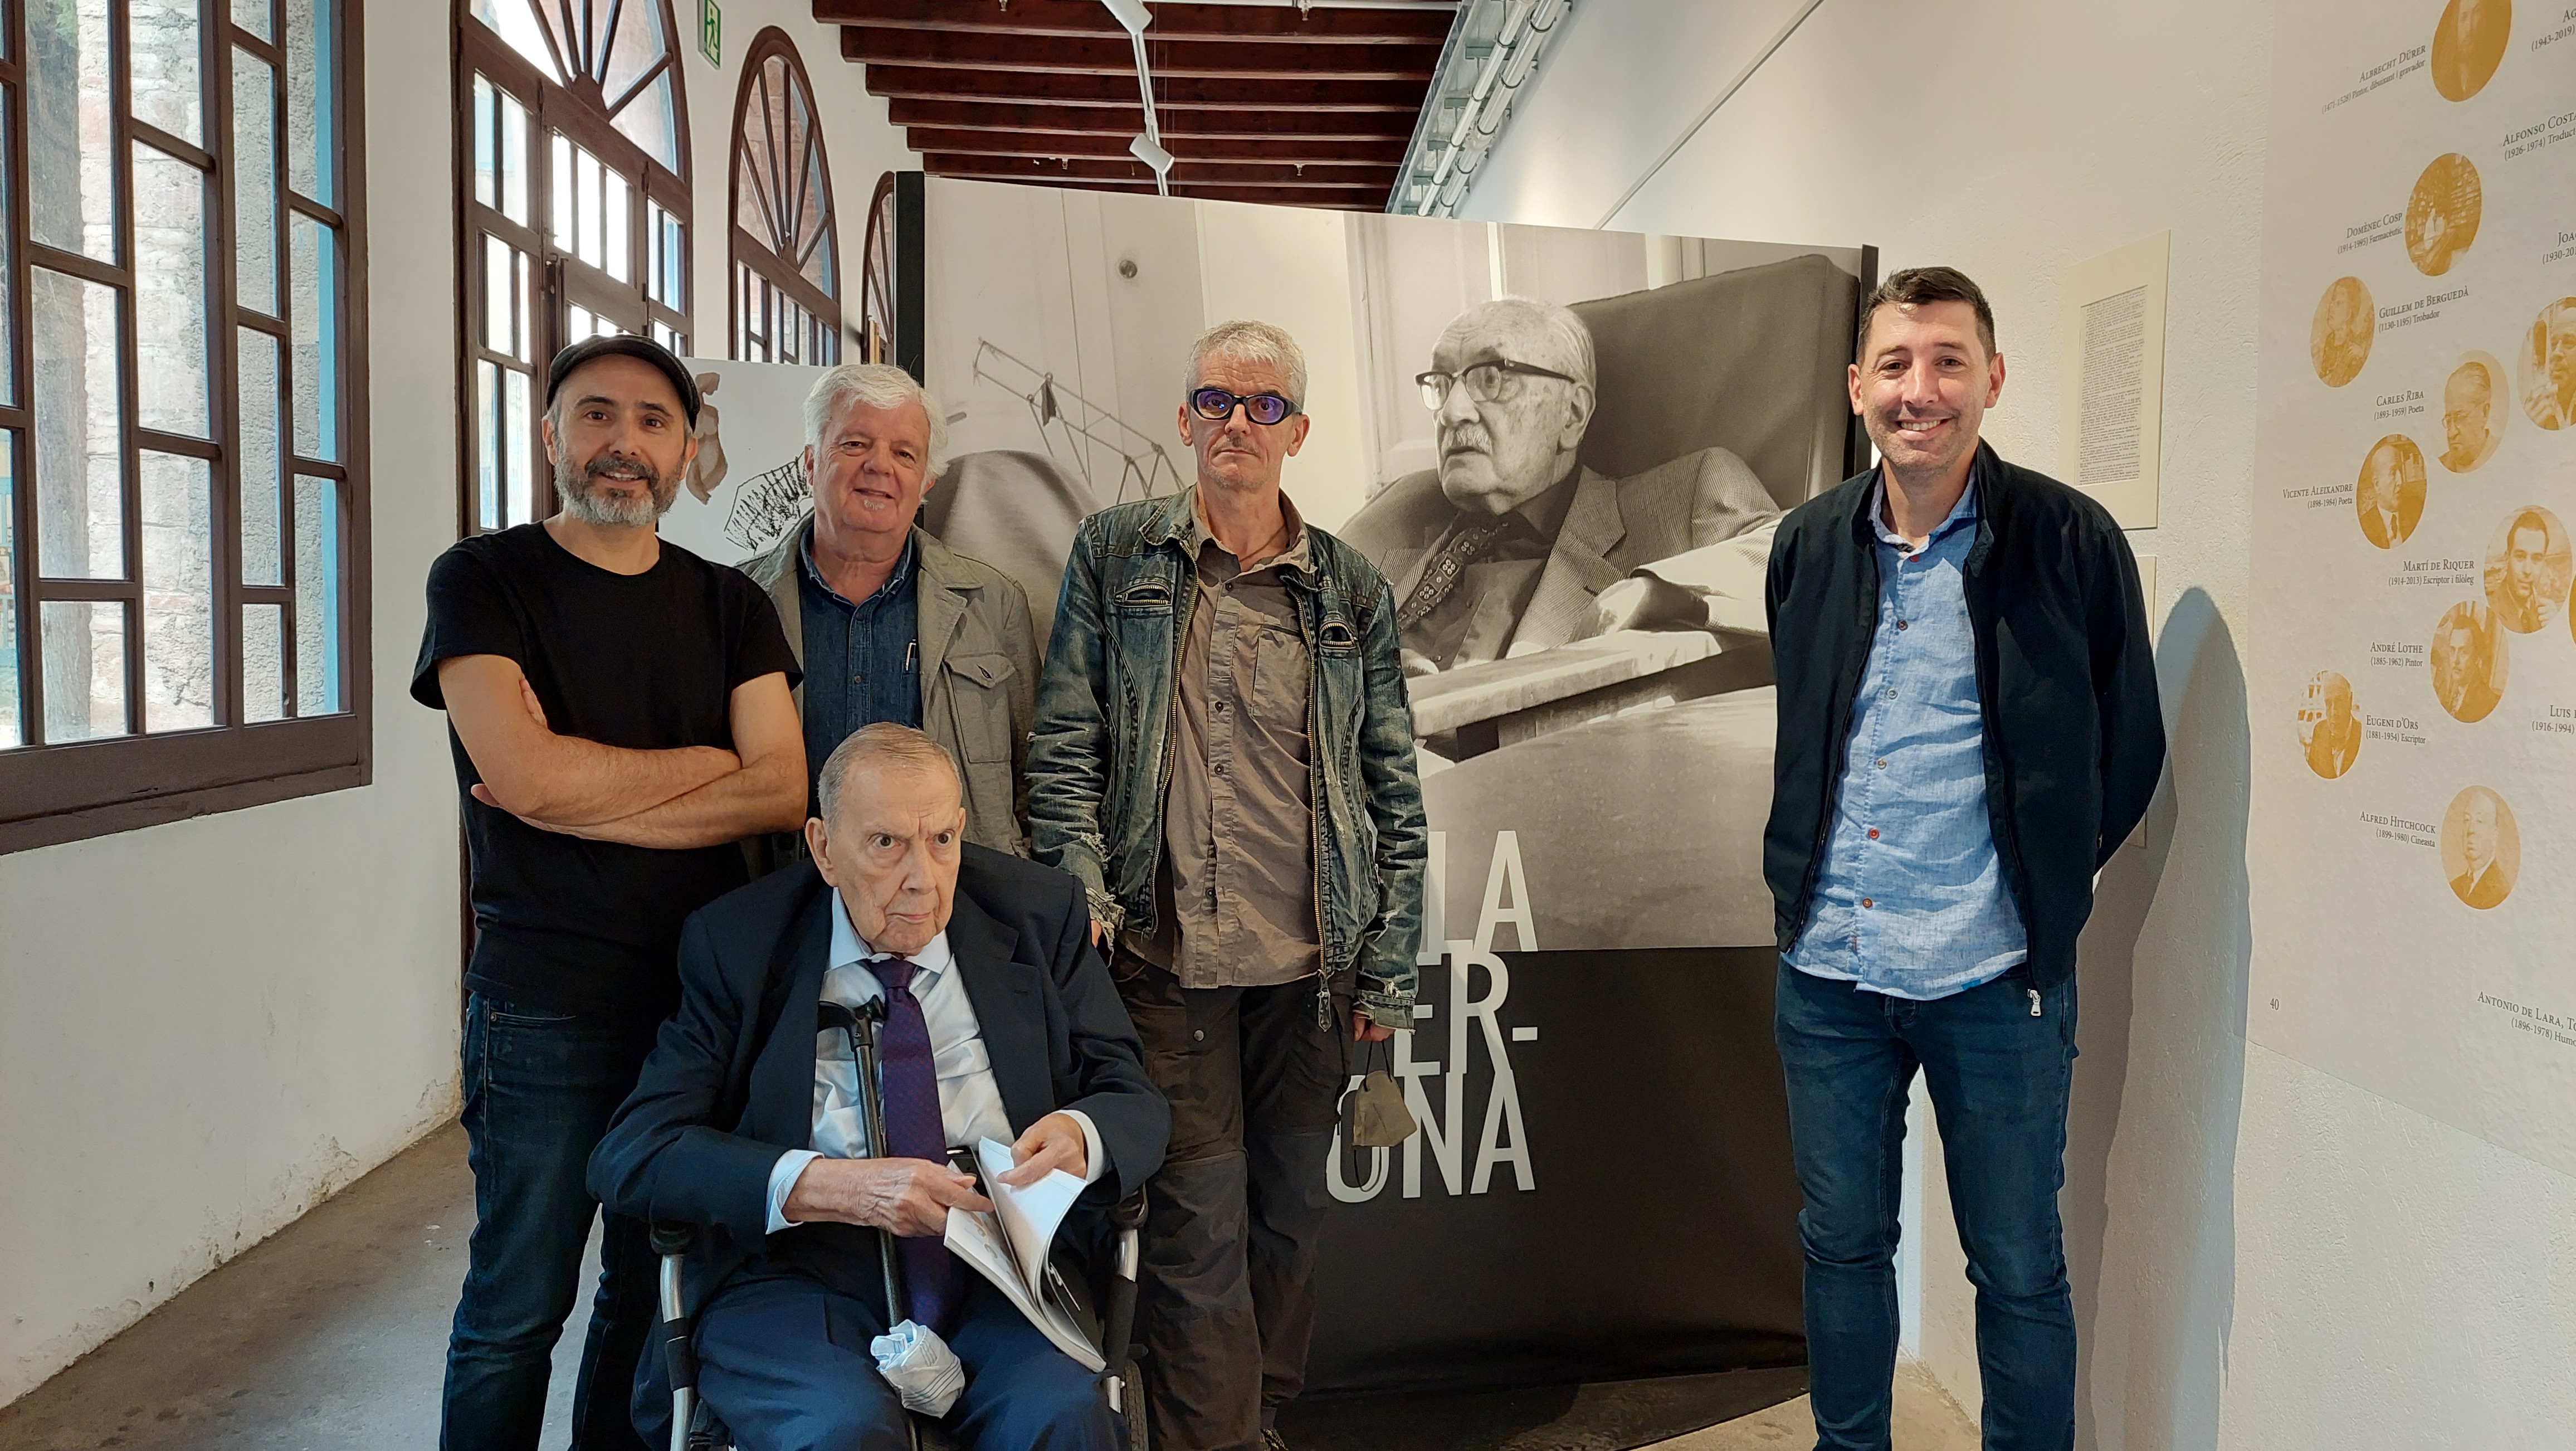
[1027,489,1428,1029]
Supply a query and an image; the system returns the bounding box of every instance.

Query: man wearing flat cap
[413,335,809,1451]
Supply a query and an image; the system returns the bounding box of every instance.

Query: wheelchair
[648,1188,1150,1451]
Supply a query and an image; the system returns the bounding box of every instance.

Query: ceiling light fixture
[1099,0,1171,196]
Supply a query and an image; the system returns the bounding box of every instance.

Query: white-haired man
[1030,320,1427,1451]
[742,363,1040,854]
[1340,295,1781,671]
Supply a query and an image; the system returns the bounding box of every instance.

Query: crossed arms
[437,653,806,848]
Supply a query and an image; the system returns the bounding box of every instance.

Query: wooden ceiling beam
[972,173,1385,210]
[863,65,1425,111]
[814,0,1456,44]
[886,98,1415,140]
[841,27,1436,80]
[906,128,1407,165]
[926,152,1398,188]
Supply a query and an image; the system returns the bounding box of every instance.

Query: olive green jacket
[741,519,1039,856]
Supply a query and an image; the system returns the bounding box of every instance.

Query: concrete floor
[0,1124,1977,1450]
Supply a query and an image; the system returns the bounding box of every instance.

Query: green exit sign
[698,0,721,65]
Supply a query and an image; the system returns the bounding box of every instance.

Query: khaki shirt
[1124,494,1321,989]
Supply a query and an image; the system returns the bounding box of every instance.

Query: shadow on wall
[2062,586,2250,1450]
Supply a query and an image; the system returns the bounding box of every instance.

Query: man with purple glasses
[1028,320,1427,1451]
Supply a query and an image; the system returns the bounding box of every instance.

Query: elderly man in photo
[2451,788,2511,908]
[414,335,808,1451]
[2357,439,2420,549]
[2529,302,2576,431]
[2440,360,2497,471]
[591,724,1168,1451]
[1765,267,2164,1450]
[1340,296,1780,672]
[741,363,1040,856]
[1029,320,1427,1451]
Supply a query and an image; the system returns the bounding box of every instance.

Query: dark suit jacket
[2452,862,2510,909]
[1341,447,1778,656]
[588,846,1168,1316]
[2305,713,2362,777]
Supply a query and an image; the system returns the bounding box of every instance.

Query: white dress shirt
[764,892,1107,1233]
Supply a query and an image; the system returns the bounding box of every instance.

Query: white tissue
[871,1319,967,1416]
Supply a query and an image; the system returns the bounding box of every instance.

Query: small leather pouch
[1339,1038,1418,1150]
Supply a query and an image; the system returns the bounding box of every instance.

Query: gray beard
[555,456,675,529]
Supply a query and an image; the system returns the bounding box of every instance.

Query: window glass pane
[28,0,116,260]
[238,328,281,585]
[291,213,338,460]
[604,167,630,283]
[550,132,573,252]
[576,147,603,269]
[242,602,284,722]
[32,269,125,580]
[130,0,204,147]
[472,74,496,210]
[235,50,279,316]
[515,249,531,362]
[500,89,529,225]
[292,475,338,713]
[1,96,16,407]
[611,70,678,173]
[284,0,333,205]
[139,451,213,732]
[505,367,534,525]
[469,0,564,83]
[476,358,500,530]
[483,232,511,354]
[40,600,128,741]
[601,0,670,114]
[233,0,274,43]
[135,146,212,437]
[0,439,17,748]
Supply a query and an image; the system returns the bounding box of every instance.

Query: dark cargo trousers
[1113,953,1349,1451]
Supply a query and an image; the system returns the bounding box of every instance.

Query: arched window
[857,172,896,366]
[455,0,690,536]
[2,0,370,850]
[729,31,837,366]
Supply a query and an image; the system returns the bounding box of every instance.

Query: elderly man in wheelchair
[590,725,1170,1451]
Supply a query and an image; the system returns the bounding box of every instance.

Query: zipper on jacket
[1960,524,2040,949]
[1790,523,1885,952]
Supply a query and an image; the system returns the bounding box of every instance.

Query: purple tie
[872,955,958,1333]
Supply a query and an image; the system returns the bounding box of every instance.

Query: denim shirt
[797,533,921,802]
[1784,470,2028,1000]
[1026,488,1428,1029]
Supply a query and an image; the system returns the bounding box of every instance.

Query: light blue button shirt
[763,892,1108,1232]
[1784,471,2027,1001]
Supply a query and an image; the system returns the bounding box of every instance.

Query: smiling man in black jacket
[1763,267,2164,1451]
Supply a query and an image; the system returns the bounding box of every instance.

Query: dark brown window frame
[452,0,693,541]
[727,27,837,366]
[0,0,374,855]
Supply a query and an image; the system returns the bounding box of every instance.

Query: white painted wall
[1461,1,2576,1444]
[0,1,916,1409]
[0,0,464,1406]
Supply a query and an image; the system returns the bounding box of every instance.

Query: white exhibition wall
[1461,0,2575,1446]
[0,0,915,1406]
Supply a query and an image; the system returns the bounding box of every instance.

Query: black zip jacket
[1763,442,2166,994]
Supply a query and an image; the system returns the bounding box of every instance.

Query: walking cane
[816,999,909,1329]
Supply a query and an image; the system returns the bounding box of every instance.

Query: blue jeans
[1774,962,2078,1451]
[443,993,662,1451]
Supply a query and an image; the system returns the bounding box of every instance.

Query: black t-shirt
[411,524,800,1019]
